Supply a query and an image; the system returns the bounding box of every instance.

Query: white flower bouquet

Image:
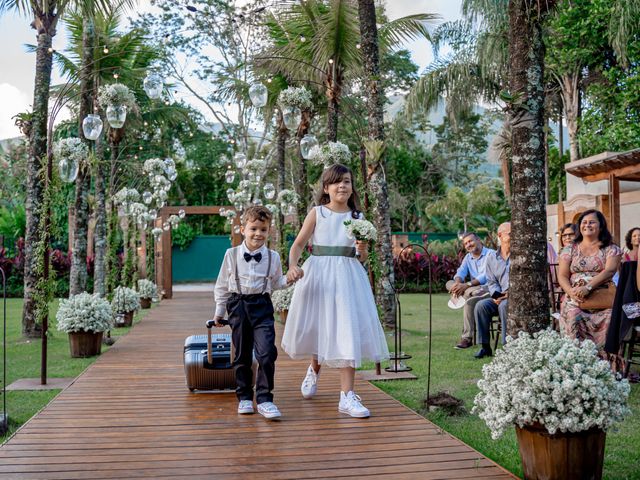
[137,279,158,299]
[271,285,295,312]
[277,189,299,206]
[472,329,631,440]
[56,292,113,333]
[111,286,141,313]
[53,137,87,163]
[344,219,377,242]
[143,158,167,177]
[245,159,266,175]
[308,141,351,167]
[113,187,140,205]
[278,86,313,111]
[98,83,138,109]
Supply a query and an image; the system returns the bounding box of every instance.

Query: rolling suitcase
[183,319,256,392]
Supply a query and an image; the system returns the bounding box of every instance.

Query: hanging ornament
[142,191,153,204]
[233,225,241,234]
[178,209,186,219]
[143,73,163,99]
[287,204,297,216]
[252,198,263,206]
[263,183,275,199]
[58,157,79,183]
[225,168,235,183]
[282,105,302,131]
[106,105,128,129]
[226,188,234,200]
[82,114,103,140]
[163,222,170,231]
[300,134,319,160]
[149,209,157,218]
[248,82,268,107]
[220,207,226,215]
[167,168,178,181]
[233,152,247,169]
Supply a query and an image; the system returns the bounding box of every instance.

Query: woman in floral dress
[558,209,621,350]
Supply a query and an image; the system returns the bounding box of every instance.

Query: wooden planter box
[140,298,151,309]
[68,331,103,358]
[516,423,605,480]
[115,311,134,328]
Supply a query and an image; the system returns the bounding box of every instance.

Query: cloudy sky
[0,0,462,140]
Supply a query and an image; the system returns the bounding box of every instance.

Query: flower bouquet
[343,219,377,242]
[271,285,295,324]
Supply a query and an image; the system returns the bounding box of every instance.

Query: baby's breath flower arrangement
[244,159,266,175]
[271,285,295,312]
[143,158,167,177]
[278,86,313,111]
[111,286,141,313]
[56,292,113,333]
[277,189,299,215]
[137,279,158,299]
[308,141,351,167]
[113,187,140,206]
[53,138,87,164]
[98,84,138,109]
[472,329,630,440]
[344,219,377,242]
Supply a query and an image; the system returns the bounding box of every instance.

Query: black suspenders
[232,247,272,295]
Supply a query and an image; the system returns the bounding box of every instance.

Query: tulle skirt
[281,255,389,368]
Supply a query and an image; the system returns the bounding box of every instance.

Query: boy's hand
[287,266,304,283]
[213,316,225,327]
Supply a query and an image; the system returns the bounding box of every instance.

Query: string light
[143,121,149,126]
[267,78,272,83]
[113,73,119,79]
[356,43,361,49]
[164,100,170,105]
[139,146,143,150]
[47,47,54,53]
[328,58,334,64]
[299,35,306,42]
[103,46,109,54]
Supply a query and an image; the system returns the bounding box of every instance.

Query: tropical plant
[56,291,113,333]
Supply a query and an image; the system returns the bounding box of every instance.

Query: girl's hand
[355,240,368,257]
[287,266,304,283]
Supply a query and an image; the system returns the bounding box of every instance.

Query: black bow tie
[244,252,262,263]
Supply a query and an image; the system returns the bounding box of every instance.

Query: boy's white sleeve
[213,250,232,317]
[270,251,289,291]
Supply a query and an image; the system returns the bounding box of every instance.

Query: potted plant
[137,279,158,309]
[271,285,295,324]
[97,84,138,129]
[56,292,113,357]
[473,329,631,480]
[111,286,141,327]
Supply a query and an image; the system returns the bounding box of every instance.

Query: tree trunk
[358,0,396,328]
[69,18,95,295]
[276,110,287,259]
[507,0,553,336]
[93,138,107,297]
[22,12,58,338]
[296,109,312,216]
[325,67,341,142]
[560,70,580,162]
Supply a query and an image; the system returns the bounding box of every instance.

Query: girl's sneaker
[257,402,282,419]
[237,400,254,414]
[338,391,370,418]
[301,365,319,399]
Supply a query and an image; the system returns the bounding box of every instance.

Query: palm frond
[609,0,640,66]
[378,13,438,51]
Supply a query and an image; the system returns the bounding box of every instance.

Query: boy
[213,206,290,419]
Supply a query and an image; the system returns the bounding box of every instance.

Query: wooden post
[162,216,172,299]
[608,174,620,245]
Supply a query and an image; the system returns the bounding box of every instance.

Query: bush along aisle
[137,279,158,309]
[56,292,113,357]
[271,285,295,324]
[473,329,630,480]
[111,286,141,327]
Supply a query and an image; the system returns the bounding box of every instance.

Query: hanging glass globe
[106,105,127,129]
[142,191,153,204]
[300,134,319,160]
[178,209,186,219]
[233,225,241,234]
[167,168,178,181]
[164,157,176,171]
[234,202,242,211]
[255,174,262,183]
[252,198,263,206]
[82,114,103,140]
[226,188,234,199]
[172,222,179,230]
[247,171,255,182]
[248,82,268,107]
[282,105,302,131]
[149,209,157,218]
[263,183,275,199]
[163,222,170,231]
[287,204,297,215]
[220,207,226,216]
[233,152,247,169]
[58,157,79,183]
[143,73,163,99]
[225,168,235,183]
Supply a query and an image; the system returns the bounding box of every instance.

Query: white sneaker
[237,400,254,414]
[338,391,370,418]
[257,402,282,419]
[301,365,319,399]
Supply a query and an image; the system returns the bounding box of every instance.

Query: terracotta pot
[516,423,605,480]
[278,310,288,324]
[68,331,103,358]
[140,297,151,309]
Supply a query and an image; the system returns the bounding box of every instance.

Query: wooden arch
[154,206,242,299]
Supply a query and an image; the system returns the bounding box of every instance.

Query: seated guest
[559,223,577,250]
[446,232,494,349]
[623,227,640,262]
[473,222,511,359]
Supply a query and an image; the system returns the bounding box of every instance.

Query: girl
[282,164,389,418]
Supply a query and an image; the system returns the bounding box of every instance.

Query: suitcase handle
[205,319,229,365]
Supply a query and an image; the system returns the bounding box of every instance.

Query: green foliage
[171,222,198,251]
[547,146,570,204]
[0,204,26,250]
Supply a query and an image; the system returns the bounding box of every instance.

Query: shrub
[56,292,113,333]
[111,286,140,313]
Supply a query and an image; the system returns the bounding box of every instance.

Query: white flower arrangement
[231,190,252,205]
[472,329,631,440]
[111,286,141,313]
[245,159,266,175]
[221,209,237,219]
[143,158,167,177]
[56,292,113,333]
[98,84,138,109]
[53,137,87,164]
[271,285,295,312]
[277,189,299,206]
[265,203,279,215]
[278,86,313,111]
[151,227,163,238]
[113,187,140,205]
[344,218,377,242]
[308,141,351,167]
[152,175,171,192]
[137,279,158,299]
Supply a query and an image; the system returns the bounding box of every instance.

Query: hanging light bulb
[103,46,109,54]
[356,43,361,49]
[263,183,276,200]
[143,73,163,99]
[82,114,103,140]
[248,82,268,108]
[300,35,306,42]
[300,134,319,160]
[328,58,334,64]
[113,72,119,79]
[233,152,247,168]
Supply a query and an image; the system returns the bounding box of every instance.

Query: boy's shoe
[338,391,370,418]
[237,400,254,414]
[257,402,281,419]
[301,365,319,399]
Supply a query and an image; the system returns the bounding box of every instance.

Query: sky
[0,0,463,140]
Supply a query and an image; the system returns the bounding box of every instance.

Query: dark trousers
[475,297,508,345]
[227,293,277,404]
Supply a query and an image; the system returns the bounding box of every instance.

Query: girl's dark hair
[625,227,640,250]
[316,164,361,219]
[574,209,613,247]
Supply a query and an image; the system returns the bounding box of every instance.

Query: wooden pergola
[154,206,242,299]
[561,149,640,244]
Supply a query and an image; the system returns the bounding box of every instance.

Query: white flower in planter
[111,286,141,313]
[56,292,113,333]
[137,279,158,299]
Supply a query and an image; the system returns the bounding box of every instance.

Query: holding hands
[287,265,304,284]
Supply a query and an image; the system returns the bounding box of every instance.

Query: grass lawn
[366,293,639,480]
[0,298,151,443]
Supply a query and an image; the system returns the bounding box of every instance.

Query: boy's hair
[316,163,361,219]
[241,205,272,225]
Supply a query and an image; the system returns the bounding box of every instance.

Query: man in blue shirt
[446,232,494,349]
[474,222,511,359]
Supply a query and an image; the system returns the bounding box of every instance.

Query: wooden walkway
[0,293,516,479]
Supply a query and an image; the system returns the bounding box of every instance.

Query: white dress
[282,205,390,368]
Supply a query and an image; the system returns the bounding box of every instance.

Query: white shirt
[213,242,288,318]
